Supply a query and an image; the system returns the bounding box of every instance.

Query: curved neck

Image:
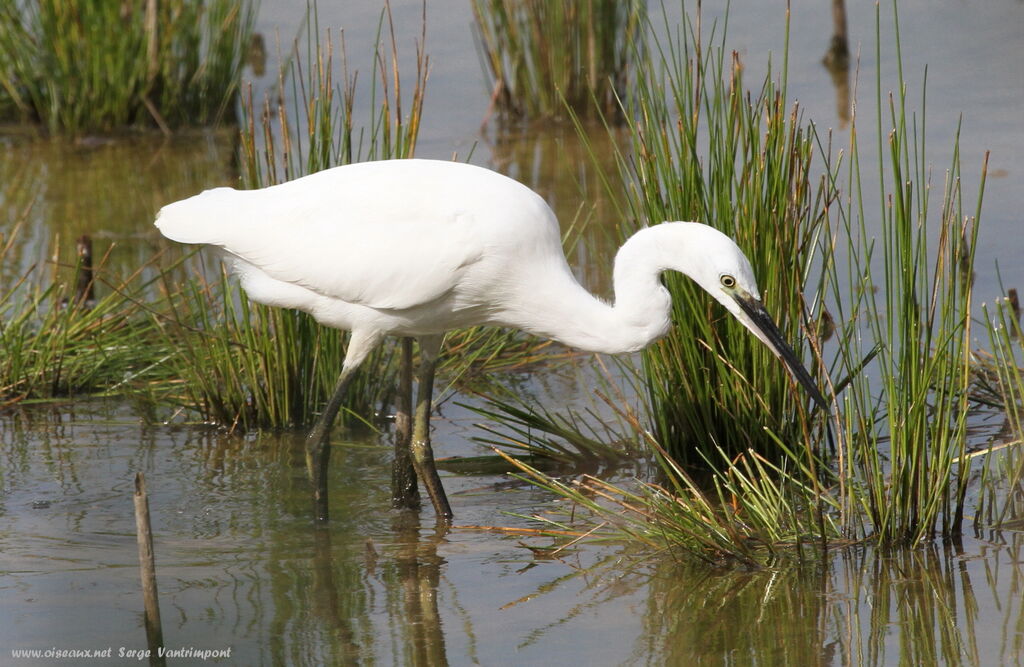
[606,225,676,351]
[508,226,676,354]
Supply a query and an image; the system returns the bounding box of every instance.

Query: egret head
[679,224,829,411]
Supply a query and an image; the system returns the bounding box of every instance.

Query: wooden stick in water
[134,472,165,662]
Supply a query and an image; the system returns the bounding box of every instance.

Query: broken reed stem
[133,472,166,661]
[74,235,95,308]
[457,525,589,538]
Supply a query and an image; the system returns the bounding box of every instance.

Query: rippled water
[2,402,1023,664]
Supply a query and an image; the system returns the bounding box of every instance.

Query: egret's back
[155,159,567,315]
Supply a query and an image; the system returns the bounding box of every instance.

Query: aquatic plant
[489,2,993,559]
[623,15,830,467]
[975,297,1024,530]
[826,10,983,544]
[480,8,833,477]
[0,0,254,134]
[0,222,174,403]
[471,0,644,122]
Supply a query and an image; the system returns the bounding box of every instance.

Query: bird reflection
[393,512,449,667]
[310,527,362,664]
[306,513,449,666]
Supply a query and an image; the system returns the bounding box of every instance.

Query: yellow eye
[720,274,736,288]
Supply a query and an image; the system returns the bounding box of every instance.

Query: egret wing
[156,167,487,310]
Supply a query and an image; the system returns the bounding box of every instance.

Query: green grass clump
[471,0,644,122]
[818,2,984,546]
[499,443,840,567]
[0,223,173,403]
[619,15,830,467]
[0,0,254,134]
[607,2,985,550]
[156,266,392,430]
[975,297,1024,529]
[492,2,995,560]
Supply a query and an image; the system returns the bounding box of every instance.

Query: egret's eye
[720,274,736,289]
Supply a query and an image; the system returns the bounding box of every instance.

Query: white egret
[155,158,826,523]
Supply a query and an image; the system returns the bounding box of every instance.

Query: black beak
[734,294,829,412]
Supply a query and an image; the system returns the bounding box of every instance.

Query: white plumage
[156,158,825,522]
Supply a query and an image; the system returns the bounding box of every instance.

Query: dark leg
[392,337,419,509]
[305,330,380,523]
[305,366,356,523]
[411,335,453,521]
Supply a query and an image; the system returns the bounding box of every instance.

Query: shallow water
[2,403,1023,664]
[2,1,1024,664]
[0,131,236,289]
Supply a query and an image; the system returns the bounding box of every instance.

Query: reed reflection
[485,118,627,296]
[640,558,831,665]
[635,534,1024,665]
[834,543,982,666]
[822,0,851,127]
[0,131,236,289]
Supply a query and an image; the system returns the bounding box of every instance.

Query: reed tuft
[471,0,644,123]
[0,0,255,134]
[496,2,995,560]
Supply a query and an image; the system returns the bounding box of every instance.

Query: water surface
[2,403,1023,664]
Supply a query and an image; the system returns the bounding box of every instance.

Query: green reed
[473,11,835,559]
[471,0,644,122]
[0,0,254,134]
[975,297,1024,529]
[157,264,391,429]
[620,11,831,467]
[821,2,983,545]
[0,222,173,403]
[497,2,993,560]
[237,7,426,187]
[467,11,829,470]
